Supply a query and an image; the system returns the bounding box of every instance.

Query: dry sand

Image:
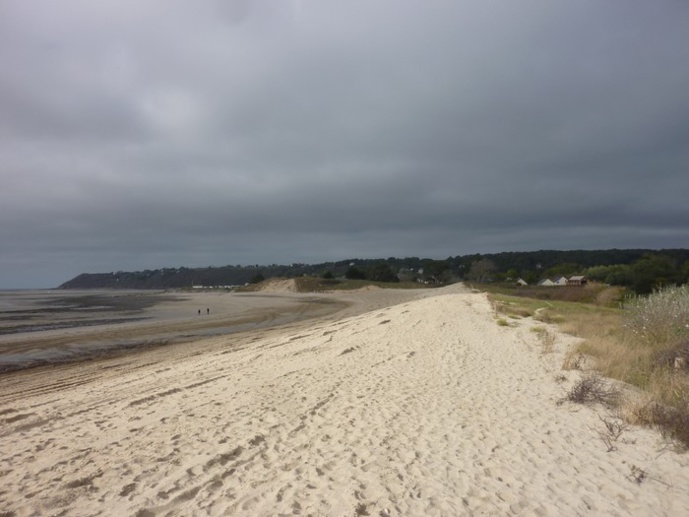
[1,284,688,516]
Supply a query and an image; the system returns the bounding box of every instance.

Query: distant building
[516,278,528,286]
[537,279,556,287]
[567,275,588,286]
[553,276,568,286]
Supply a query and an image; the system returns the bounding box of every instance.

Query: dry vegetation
[486,282,689,449]
[558,374,620,407]
[531,326,556,354]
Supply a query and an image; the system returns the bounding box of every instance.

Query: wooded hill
[58,248,689,294]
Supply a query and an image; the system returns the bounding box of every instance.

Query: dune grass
[483,282,689,449]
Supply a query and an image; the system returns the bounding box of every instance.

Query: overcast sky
[1,1,688,288]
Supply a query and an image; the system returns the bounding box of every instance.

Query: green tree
[631,254,678,294]
[468,259,496,283]
[584,264,633,286]
[397,268,417,283]
[345,266,367,280]
[505,269,519,281]
[681,260,689,284]
[545,263,581,278]
[422,259,450,284]
[367,263,399,283]
[520,270,539,285]
[250,273,265,284]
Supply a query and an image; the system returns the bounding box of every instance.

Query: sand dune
[1,284,688,516]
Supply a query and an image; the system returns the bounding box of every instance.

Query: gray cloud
[1,0,688,287]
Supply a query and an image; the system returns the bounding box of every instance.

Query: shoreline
[0,287,433,374]
[2,284,688,515]
[0,290,342,374]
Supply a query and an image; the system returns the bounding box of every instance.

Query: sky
[1,0,688,288]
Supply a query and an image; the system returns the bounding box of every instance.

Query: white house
[537,279,556,287]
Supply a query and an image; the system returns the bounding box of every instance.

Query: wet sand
[0,288,430,373]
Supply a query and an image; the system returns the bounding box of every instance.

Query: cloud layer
[2,1,688,287]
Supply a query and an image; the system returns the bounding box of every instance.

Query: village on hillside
[517,275,588,287]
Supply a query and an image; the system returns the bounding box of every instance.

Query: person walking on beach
[206,308,210,315]
[198,309,201,315]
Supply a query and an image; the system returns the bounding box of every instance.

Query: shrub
[623,285,689,346]
[560,374,620,407]
[648,402,689,450]
[366,263,399,283]
[634,400,689,450]
[249,273,265,284]
[596,415,629,452]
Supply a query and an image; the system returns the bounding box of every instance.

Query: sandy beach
[0,288,353,372]
[1,283,688,516]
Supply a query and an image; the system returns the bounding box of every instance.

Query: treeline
[58,259,446,289]
[461,249,689,294]
[582,255,688,294]
[59,264,324,290]
[59,249,689,294]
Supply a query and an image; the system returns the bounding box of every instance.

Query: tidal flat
[0,289,345,373]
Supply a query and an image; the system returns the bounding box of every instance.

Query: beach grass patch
[484,283,689,448]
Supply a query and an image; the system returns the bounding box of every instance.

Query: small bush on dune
[561,374,620,407]
[649,403,689,450]
[633,399,689,451]
[623,285,689,347]
[596,415,629,452]
[619,285,689,448]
